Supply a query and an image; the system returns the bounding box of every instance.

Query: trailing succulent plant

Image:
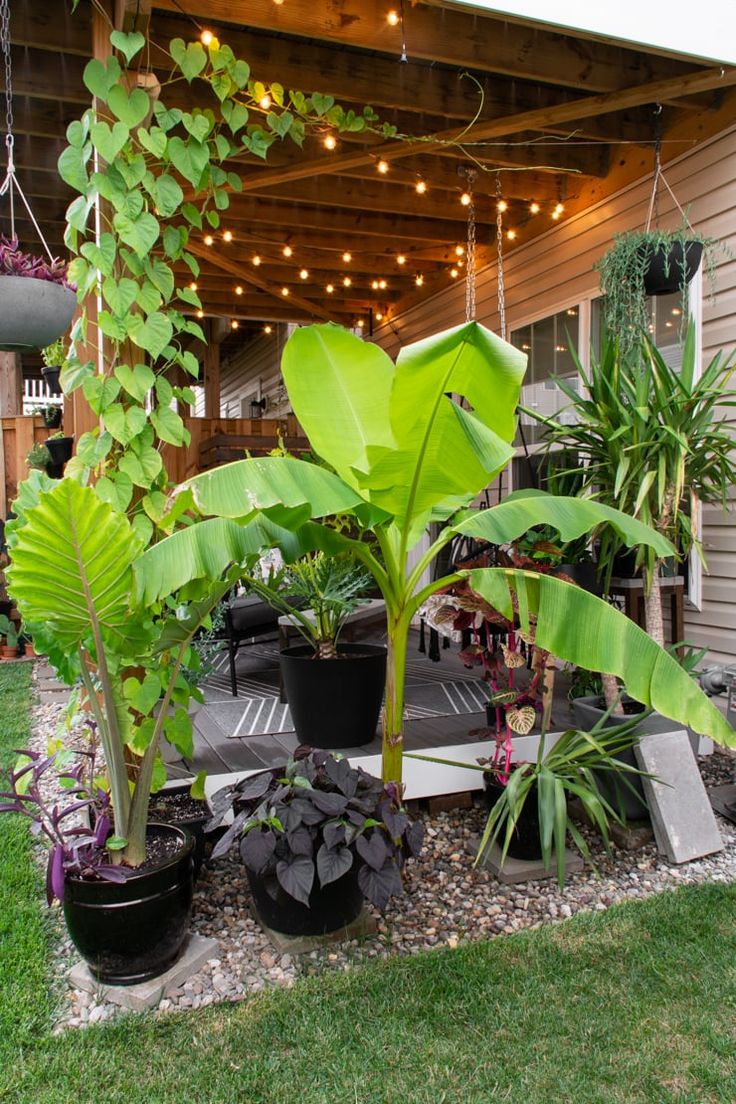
[0,235,73,290]
[207,747,423,910]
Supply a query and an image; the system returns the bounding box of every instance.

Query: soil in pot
[483,772,543,861]
[279,642,387,749]
[246,859,364,936]
[63,822,194,986]
[147,788,208,878]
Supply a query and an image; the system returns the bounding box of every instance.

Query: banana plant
[136,321,735,784]
[5,478,241,867]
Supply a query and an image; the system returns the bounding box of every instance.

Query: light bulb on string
[299,268,309,280]
[460,192,471,206]
[231,319,239,330]
[200,29,214,46]
[371,280,379,290]
[343,276,352,287]
[282,245,293,258]
[281,286,290,297]
[529,202,540,215]
[259,94,272,111]
[396,253,406,265]
[342,251,352,263]
[415,274,424,287]
[356,319,365,329]
[204,234,214,246]
[455,245,464,256]
[497,199,508,213]
[507,229,516,241]
[377,160,389,174]
[378,279,387,289]
[252,254,261,266]
[552,202,564,220]
[450,268,459,278]
[387,10,400,26]
[223,230,233,242]
[235,285,243,295]
[326,283,335,294]
[196,309,204,319]
[264,325,273,334]
[415,180,427,195]
[323,133,337,151]
[189,281,198,291]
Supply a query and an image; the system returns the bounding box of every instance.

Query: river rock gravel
[23,690,736,1032]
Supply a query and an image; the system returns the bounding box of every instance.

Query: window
[511,306,581,445]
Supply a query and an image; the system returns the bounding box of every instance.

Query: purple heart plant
[0,234,74,290]
[0,745,126,903]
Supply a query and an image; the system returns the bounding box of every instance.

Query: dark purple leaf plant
[0,234,74,290]
[207,747,423,911]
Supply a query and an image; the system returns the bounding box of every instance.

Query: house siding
[374,125,736,665]
[217,324,292,419]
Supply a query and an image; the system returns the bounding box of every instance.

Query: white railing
[22,378,62,416]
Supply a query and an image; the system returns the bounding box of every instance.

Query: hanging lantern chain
[496,174,507,341]
[463,168,476,322]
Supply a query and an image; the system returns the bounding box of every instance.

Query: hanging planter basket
[641,240,704,297]
[0,275,76,353]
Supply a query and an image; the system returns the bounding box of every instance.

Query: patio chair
[222,594,281,697]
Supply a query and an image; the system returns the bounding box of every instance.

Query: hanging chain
[495,174,507,341]
[1,0,12,154]
[461,168,476,322]
[645,104,663,232]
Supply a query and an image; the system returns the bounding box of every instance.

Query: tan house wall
[374,124,736,665]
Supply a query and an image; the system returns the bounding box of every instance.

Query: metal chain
[463,169,476,322]
[496,174,507,340]
[1,0,11,146]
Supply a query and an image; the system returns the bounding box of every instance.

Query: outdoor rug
[201,644,491,738]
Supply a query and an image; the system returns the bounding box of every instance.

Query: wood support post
[0,353,23,416]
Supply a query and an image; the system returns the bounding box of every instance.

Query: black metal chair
[222,595,281,697]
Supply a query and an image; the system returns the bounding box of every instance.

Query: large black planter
[63,823,195,985]
[279,642,387,749]
[246,859,364,936]
[642,241,703,297]
[0,276,76,352]
[45,435,74,479]
[147,784,209,880]
[484,773,542,861]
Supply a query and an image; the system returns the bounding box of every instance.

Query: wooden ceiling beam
[7,98,82,141]
[233,64,736,194]
[187,241,339,323]
[2,46,88,106]
[152,0,695,95]
[190,272,406,301]
[9,1,91,55]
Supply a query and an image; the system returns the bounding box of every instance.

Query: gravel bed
[22,690,736,1032]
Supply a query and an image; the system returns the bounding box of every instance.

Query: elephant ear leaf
[465,568,736,749]
[6,480,147,655]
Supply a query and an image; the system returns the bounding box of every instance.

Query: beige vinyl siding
[218,324,292,418]
[375,125,736,665]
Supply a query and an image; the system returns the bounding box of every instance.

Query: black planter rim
[64,822,194,889]
[280,641,387,661]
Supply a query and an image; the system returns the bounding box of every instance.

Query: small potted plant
[31,402,62,429]
[44,430,75,477]
[18,631,37,659]
[0,614,19,659]
[40,340,67,398]
[246,552,386,748]
[26,441,51,473]
[594,223,718,352]
[0,236,76,352]
[207,747,423,936]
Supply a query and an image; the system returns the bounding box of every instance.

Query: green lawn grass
[1,669,735,1104]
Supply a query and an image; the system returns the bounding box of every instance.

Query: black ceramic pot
[42,406,62,429]
[279,642,387,749]
[41,365,62,396]
[642,241,703,296]
[483,773,542,861]
[147,784,209,880]
[45,435,74,479]
[246,859,364,936]
[63,823,194,985]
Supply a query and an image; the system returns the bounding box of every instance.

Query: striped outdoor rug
[202,645,491,738]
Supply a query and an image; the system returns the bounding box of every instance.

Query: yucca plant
[530,326,736,645]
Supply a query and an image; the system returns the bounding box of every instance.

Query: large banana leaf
[451,490,674,559]
[175,455,367,524]
[466,568,735,747]
[281,323,396,488]
[6,480,146,655]
[135,516,357,604]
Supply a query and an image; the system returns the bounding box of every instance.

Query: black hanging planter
[246,859,364,936]
[483,772,543,861]
[279,642,387,749]
[62,823,195,986]
[41,366,62,397]
[641,241,703,297]
[45,434,73,478]
[0,277,76,353]
[41,405,62,428]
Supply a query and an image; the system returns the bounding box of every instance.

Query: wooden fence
[0,416,52,517]
[163,415,308,484]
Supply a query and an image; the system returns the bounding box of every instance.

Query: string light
[189,281,198,291]
[507,229,516,241]
[460,192,471,206]
[387,10,400,25]
[377,160,389,174]
[196,309,204,318]
[396,253,406,265]
[223,230,233,242]
[252,254,261,266]
[552,202,564,220]
[342,251,352,262]
[378,279,386,289]
[231,319,239,329]
[529,202,540,215]
[264,324,273,334]
[343,276,352,287]
[281,286,290,296]
[415,180,427,195]
[326,283,334,294]
[204,234,214,246]
[497,199,508,213]
[415,274,424,287]
[450,268,459,278]
[200,29,214,46]
[323,134,337,150]
[299,268,309,280]
[259,94,272,110]
[235,285,243,295]
[376,311,384,321]
[356,319,365,329]
[371,280,379,290]
[455,245,464,256]
[282,245,293,258]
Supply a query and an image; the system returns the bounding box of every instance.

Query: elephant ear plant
[137,321,735,785]
[4,477,249,868]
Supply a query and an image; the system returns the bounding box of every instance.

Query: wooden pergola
[6,0,736,342]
